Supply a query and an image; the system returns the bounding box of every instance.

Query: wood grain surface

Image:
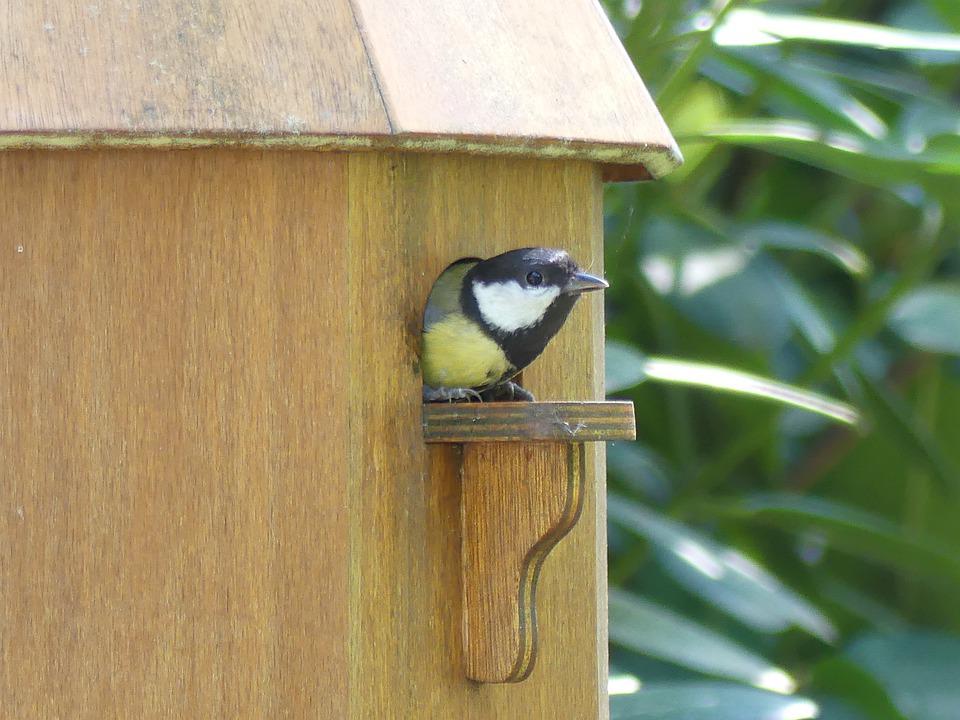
[423,401,636,443]
[0,150,609,718]
[461,443,586,683]
[0,0,388,136]
[347,153,608,718]
[0,150,352,718]
[0,0,680,180]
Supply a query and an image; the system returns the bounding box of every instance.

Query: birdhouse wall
[0,149,608,719]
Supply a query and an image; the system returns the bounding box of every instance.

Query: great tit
[421,247,608,402]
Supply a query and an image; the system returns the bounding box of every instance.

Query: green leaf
[855,371,960,495]
[685,119,960,185]
[819,578,908,633]
[764,263,837,354]
[706,494,960,586]
[715,9,960,53]
[609,494,836,641]
[608,589,796,692]
[610,682,819,720]
[606,341,648,394]
[719,49,888,138]
[607,443,674,502]
[888,284,960,355]
[847,632,960,720]
[928,0,960,31]
[811,657,907,720]
[785,50,933,100]
[740,221,871,277]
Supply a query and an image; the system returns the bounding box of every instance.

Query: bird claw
[423,385,483,403]
[480,381,535,402]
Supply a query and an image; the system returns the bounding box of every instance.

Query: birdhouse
[0,2,679,718]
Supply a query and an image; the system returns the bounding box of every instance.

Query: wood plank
[0,0,389,135]
[461,443,586,683]
[351,0,679,177]
[423,401,636,443]
[0,150,351,718]
[346,153,608,718]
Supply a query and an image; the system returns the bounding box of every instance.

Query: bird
[421,247,608,402]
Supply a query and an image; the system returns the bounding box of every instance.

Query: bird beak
[563,271,609,295]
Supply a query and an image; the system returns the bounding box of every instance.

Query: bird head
[462,247,607,370]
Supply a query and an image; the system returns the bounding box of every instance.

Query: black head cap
[461,247,608,372]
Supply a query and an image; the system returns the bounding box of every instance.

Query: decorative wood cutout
[423,401,636,683]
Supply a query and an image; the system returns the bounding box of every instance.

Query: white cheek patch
[473,280,561,333]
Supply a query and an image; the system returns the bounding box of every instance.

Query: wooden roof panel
[0,0,390,134]
[0,0,680,179]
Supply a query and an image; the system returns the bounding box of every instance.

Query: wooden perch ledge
[422,401,636,443]
[423,400,636,683]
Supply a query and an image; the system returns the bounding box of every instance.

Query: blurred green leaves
[611,682,820,720]
[715,9,960,52]
[609,494,836,640]
[600,0,960,716]
[705,493,960,585]
[609,589,796,691]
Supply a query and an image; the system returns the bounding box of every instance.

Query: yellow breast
[421,314,512,389]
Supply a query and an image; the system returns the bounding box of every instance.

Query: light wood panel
[0,0,680,179]
[346,153,608,718]
[352,0,679,177]
[0,150,352,718]
[0,0,388,135]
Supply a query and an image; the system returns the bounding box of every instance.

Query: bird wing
[423,258,479,329]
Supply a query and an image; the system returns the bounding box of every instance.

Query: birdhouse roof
[0,1,681,180]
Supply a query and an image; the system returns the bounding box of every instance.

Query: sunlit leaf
[887,1,960,65]
[888,284,960,355]
[642,357,860,425]
[606,342,858,424]
[610,682,819,720]
[609,494,836,641]
[608,589,796,692]
[847,632,960,720]
[715,9,960,52]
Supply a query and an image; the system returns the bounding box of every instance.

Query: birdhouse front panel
[0,149,608,718]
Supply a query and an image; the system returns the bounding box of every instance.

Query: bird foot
[423,385,484,403]
[480,381,535,402]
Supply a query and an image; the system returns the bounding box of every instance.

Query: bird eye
[526,271,543,286]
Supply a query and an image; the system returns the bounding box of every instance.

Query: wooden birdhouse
[0,2,679,718]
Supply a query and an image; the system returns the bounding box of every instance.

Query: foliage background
[598,1,960,718]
